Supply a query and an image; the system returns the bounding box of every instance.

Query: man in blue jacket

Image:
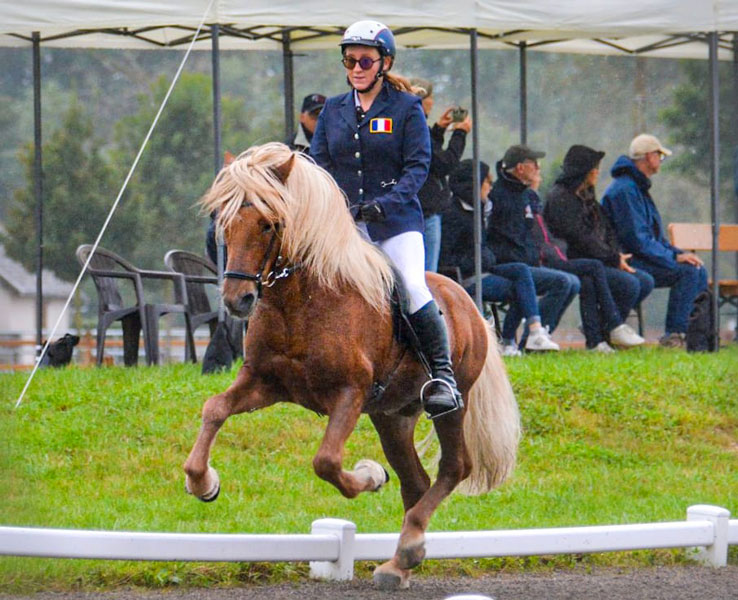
[602,134,708,348]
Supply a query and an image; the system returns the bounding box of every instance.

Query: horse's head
[204,146,295,319]
[202,141,395,319]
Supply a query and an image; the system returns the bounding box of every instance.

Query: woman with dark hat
[310,21,461,419]
[544,145,655,343]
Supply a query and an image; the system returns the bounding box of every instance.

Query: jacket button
[355,152,361,159]
[357,170,362,176]
[359,188,364,195]
[354,133,359,140]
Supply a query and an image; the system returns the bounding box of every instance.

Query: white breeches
[359,224,433,314]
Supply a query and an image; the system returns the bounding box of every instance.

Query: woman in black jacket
[544,145,654,325]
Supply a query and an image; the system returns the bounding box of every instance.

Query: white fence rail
[0,505,734,582]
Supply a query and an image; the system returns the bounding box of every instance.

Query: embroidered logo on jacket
[370,118,393,134]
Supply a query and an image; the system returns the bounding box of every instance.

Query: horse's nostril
[227,292,255,318]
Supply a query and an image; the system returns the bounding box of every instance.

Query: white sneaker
[609,323,644,347]
[501,343,522,357]
[525,326,560,351]
[590,341,616,353]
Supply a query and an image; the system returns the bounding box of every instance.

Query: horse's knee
[201,393,230,425]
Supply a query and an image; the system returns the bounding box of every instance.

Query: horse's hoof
[373,563,410,590]
[184,466,220,502]
[354,459,389,492]
[397,542,426,570]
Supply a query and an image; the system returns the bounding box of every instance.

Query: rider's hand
[360,200,386,223]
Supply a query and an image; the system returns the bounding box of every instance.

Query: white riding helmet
[340,20,396,59]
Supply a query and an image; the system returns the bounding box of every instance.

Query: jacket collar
[494,159,529,193]
[610,154,652,192]
[339,80,394,128]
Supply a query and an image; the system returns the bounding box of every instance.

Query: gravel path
[4,565,737,600]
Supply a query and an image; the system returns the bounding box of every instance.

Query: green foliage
[659,60,736,186]
[0,347,736,590]
[0,101,129,281]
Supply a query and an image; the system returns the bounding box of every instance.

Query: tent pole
[211,24,225,323]
[282,30,295,143]
[708,31,721,351]
[470,29,482,311]
[211,24,222,176]
[32,31,43,354]
[733,33,738,290]
[519,41,528,145]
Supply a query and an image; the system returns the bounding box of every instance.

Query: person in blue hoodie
[602,134,708,348]
[310,20,460,419]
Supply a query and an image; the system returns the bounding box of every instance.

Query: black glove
[359,200,386,223]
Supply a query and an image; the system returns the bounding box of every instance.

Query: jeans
[631,259,708,333]
[604,267,655,322]
[423,213,442,273]
[506,266,580,343]
[554,259,623,348]
[464,262,541,343]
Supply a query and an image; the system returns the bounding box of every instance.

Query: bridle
[222,205,301,298]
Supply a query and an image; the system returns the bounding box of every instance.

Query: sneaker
[659,332,686,349]
[609,323,645,347]
[525,326,560,351]
[501,343,522,357]
[590,341,616,353]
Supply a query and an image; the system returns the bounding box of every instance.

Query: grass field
[1,346,737,590]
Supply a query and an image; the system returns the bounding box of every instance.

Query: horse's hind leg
[369,411,432,591]
[184,371,274,501]
[312,388,389,498]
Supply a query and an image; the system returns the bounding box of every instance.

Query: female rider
[310,20,461,419]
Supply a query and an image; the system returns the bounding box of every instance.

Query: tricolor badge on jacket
[370,118,393,134]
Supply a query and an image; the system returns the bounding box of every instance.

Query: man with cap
[289,93,326,153]
[487,144,580,350]
[602,134,708,348]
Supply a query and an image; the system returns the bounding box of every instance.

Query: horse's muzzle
[225,291,257,319]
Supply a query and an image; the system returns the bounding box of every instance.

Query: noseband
[223,226,300,298]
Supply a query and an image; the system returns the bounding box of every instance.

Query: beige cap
[629,134,672,159]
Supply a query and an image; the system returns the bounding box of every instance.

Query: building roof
[0,245,74,300]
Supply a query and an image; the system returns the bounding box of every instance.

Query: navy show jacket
[310,81,431,241]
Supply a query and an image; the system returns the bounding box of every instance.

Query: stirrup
[419,378,463,420]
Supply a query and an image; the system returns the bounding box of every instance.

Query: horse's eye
[262,223,273,233]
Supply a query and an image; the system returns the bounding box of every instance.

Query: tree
[1,100,134,281]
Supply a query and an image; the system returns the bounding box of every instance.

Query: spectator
[602,134,708,348]
[411,78,470,273]
[544,144,655,326]
[441,159,559,355]
[289,93,326,153]
[487,145,580,345]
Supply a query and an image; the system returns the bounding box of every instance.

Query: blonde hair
[201,142,394,312]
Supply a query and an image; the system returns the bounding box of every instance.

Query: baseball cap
[502,144,546,169]
[301,93,326,114]
[629,134,672,159]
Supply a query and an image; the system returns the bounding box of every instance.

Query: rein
[223,224,300,298]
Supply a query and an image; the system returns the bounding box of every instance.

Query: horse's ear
[271,154,296,184]
[223,151,235,166]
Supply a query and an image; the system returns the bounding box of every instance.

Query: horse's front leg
[312,387,389,498]
[184,369,275,501]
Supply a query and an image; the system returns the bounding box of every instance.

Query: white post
[686,504,730,567]
[309,518,356,581]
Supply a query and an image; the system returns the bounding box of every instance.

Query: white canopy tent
[1,0,736,350]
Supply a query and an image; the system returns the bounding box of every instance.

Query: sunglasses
[341,56,382,70]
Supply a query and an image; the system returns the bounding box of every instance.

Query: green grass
[1,346,737,590]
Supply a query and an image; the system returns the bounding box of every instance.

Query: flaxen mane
[201,142,394,312]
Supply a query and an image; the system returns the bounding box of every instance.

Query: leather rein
[222,203,301,298]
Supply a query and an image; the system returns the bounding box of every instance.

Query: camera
[450,107,468,122]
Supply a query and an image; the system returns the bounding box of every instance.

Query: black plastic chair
[76,244,192,366]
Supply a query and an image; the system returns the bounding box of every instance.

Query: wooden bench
[668,223,738,337]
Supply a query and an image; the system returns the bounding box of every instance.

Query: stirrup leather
[419,378,463,419]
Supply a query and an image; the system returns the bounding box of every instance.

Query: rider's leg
[380,231,462,419]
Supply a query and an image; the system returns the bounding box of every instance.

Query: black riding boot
[408,301,463,419]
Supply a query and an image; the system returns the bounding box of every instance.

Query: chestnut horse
[184,142,520,590]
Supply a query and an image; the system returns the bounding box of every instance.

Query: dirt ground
[4,565,738,600]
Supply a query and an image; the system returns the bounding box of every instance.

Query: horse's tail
[457,323,520,496]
